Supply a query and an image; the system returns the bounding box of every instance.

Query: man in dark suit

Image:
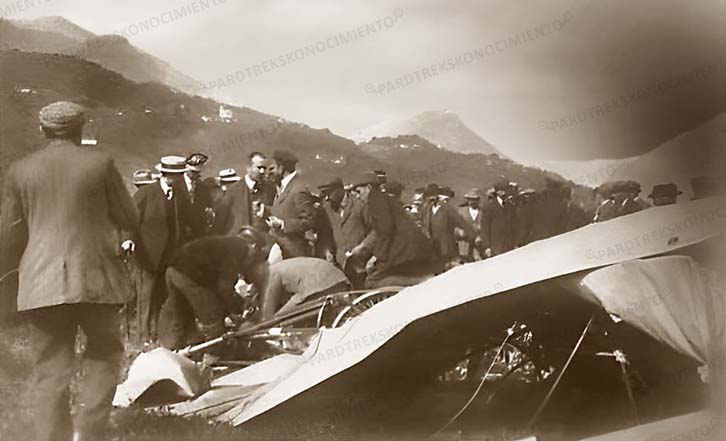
[0,102,138,441]
[349,172,439,288]
[421,184,475,269]
[212,152,276,235]
[311,193,337,263]
[266,150,316,258]
[332,185,372,289]
[133,155,204,343]
[480,183,518,256]
[314,178,352,264]
[157,230,269,350]
[457,188,484,262]
[184,153,218,232]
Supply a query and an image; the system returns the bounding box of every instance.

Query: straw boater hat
[218,168,242,183]
[132,169,158,185]
[155,155,189,173]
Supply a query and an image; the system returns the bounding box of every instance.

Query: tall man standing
[0,102,138,441]
[457,188,484,262]
[267,150,316,258]
[134,155,203,343]
[421,184,475,269]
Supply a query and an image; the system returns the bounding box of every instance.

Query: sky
[7,0,726,162]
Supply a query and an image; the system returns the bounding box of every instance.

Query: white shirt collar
[183,173,194,192]
[468,206,479,220]
[159,179,173,199]
[244,174,256,191]
[279,171,297,194]
[432,204,441,215]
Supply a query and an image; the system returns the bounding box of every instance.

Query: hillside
[538,114,726,198]
[73,35,199,93]
[0,18,79,53]
[0,50,590,212]
[0,50,397,193]
[0,17,198,94]
[358,135,596,209]
[352,110,508,158]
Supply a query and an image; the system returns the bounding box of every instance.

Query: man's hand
[324,250,335,263]
[365,255,377,274]
[348,243,365,257]
[474,236,482,247]
[266,216,284,230]
[484,247,493,258]
[120,240,135,260]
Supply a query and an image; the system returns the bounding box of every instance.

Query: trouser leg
[138,268,165,343]
[158,268,196,350]
[171,270,225,340]
[25,305,78,441]
[75,304,123,438]
[148,268,168,342]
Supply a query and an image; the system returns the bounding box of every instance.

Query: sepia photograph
[0,1,724,440]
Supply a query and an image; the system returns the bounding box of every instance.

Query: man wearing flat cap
[267,149,316,258]
[421,184,475,269]
[133,155,205,344]
[133,169,159,189]
[383,179,404,202]
[648,183,682,206]
[322,178,370,287]
[185,152,217,232]
[0,102,139,441]
[457,188,484,262]
[349,171,439,287]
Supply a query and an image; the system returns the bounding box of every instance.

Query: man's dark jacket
[269,174,316,258]
[133,179,203,271]
[363,190,434,271]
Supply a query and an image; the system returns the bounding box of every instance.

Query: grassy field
[1,311,711,441]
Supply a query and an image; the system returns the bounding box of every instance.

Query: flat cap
[39,101,85,132]
[352,171,380,188]
[384,179,404,196]
[648,183,682,199]
[318,177,344,191]
[132,169,158,185]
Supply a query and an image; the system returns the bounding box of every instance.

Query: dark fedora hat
[423,183,440,198]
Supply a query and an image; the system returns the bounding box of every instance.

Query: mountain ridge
[0,16,199,94]
[352,110,508,158]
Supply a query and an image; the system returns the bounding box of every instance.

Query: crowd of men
[0,101,720,441]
